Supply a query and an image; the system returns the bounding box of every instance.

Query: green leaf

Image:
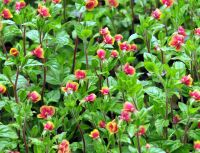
[144,62,159,74]
[26,30,39,43]
[155,119,169,135]
[178,102,188,112]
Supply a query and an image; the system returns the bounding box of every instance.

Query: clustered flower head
[136,126,146,136]
[100,87,109,95]
[123,63,135,75]
[194,28,200,36]
[85,0,98,11]
[61,81,79,94]
[44,121,54,131]
[194,141,200,151]
[75,70,86,80]
[178,26,186,37]
[28,91,41,103]
[120,102,136,122]
[106,120,118,134]
[180,74,193,86]
[37,105,55,119]
[99,120,106,128]
[38,4,51,18]
[151,9,162,20]
[161,0,174,8]
[1,8,13,19]
[190,90,200,102]
[0,84,6,94]
[169,34,185,51]
[173,114,181,124]
[52,0,62,4]
[110,50,119,58]
[106,0,119,8]
[89,129,100,139]
[15,1,26,12]
[31,45,44,59]
[58,139,70,153]
[97,49,106,60]
[84,93,96,102]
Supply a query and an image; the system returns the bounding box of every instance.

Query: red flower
[137,126,146,136]
[173,115,181,124]
[190,90,200,102]
[124,63,135,75]
[52,0,61,4]
[31,45,44,59]
[103,34,115,45]
[123,102,136,112]
[44,121,54,131]
[28,91,41,103]
[194,141,200,151]
[180,74,193,86]
[84,93,96,102]
[85,0,98,11]
[169,34,184,50]
[99,120,106,128]
[114,34,123,42]
[38,5,51,18]
[58,140,70,153]
[151,9,161,20]
[1,8,13,19]
[89,129,100,139]
[194,28,200,36]
[119,42,130,51]
[110,50,119,58]
[10,48,19,57]
[97,49,106,60]
[129,44,137,52]
[161,0,174,8]
[100,27,110,36]
[100,87,109,95]
[15,1,26,11]
[37,105,55,119]
[75,70,86,80]
[107,120,118,134]
[0,84,6,94]
[3,0,11,4]
[120,110,131,122]
[178,26,186,37]
[61,81,79,94]
[106,0,119,8]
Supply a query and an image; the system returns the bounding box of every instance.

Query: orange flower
[44,121,54,131]
[124,63,135,75]
[31,45,44,59]
[100,87,109,95]
[0,84,6,94]
[58,140,70,153]
[37,105,55,119]
[85,0,98,11]
[190,90,200,102]
[106,0,119,8]
[75,70,86,80]
[1,8,13,19]
[89,129,100,139]
[38,5,51,18]
[151,9,161,20]
[161,0,174,8]
[180,74,193,86]
[61,81,79,94]
[28,91,41,103]
[10,48,19,57]
[194,141,200,151]
[169,34,184,51]
[52,0,61,4]
[106,120,118,134]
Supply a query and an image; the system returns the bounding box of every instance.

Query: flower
[161,0,174,8]
[110,50,119,58]
[106,0,119,8]
[190,90,200,101]
[8,151,20,153]
[173,115,180,124]
[194,141,200,151]
[180,75,193,86]
[61,81,79,94]
[31,45,44,59]
[44,121,54,131]
[146,144,151,149]
[123,63,135,75]
[178,26,186,37]
[84,93,96,102]
[100,87,109,95]
[3,0,11,4]
[10,48,19,56]
[0,84,6,94]
[151,9,161,20]
[103,34,115,45]
[194,28,200,36]
[129,44,137,52]
[120,111,131,122]
[85,0,98,11]
[37,105,55,119]
[137,126,146,136]
[123,102,136,112]
[58,140,70,153]
[100,27,110,36]
[114,34,123,42]
[15,1,26,11]
[52,0,61,4]
[38,5,51,18]
[89,129,100,139]
[198,122,200,129]
[75,70,86,80]
[97,49,106,60]
[28,91,41,103]
[119,42,130,51]
[106,120,118,134]
[169,34,184,50]
[99,120,106,128]
[1,8,13,19]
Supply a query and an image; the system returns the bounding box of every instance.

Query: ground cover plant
[0,0,200,152]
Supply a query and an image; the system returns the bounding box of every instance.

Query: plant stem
[130,0,134,34]
[77,123,86,153]
[117,133,122,153]
[145,30,150,53]
[161,49,165,64]
[136,134,141,153]
[14,66,20,103]
[99,60,103,90]
[0,38,8,59]
[164,90,168,139]
[22,25,26,56]
[83,39,89,70]
[41,59,47,102]
[22,117,29,153]
[63,0,67,21]
[183,117,190,144]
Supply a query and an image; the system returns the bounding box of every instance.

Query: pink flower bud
[44,121,54,131]
[84,93,96,102]
[173,115,181,124]
[99,120,106,128]
[120,110,131,122]
[97,49,106,60]
[123,102,136,112]
[75,70,86,80]
[100,87,109,95]
[180,74,193,86]
[100,27,110,36]
[31,45,44,59]
[169,34,184,51]
[123,63,135,75]
[89,129,100,139]
[194,141,200,151]
[129,44,137,52]
[114,34,123,42]
[151,9,161,20]
[178,26,186,37]
[37,5,51,18]
[110,50,119,58]
[103,34,115,45]
[195,28,200,36]
[190,90,200,102]
[119,42,130,51]
[28,91,41,103]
